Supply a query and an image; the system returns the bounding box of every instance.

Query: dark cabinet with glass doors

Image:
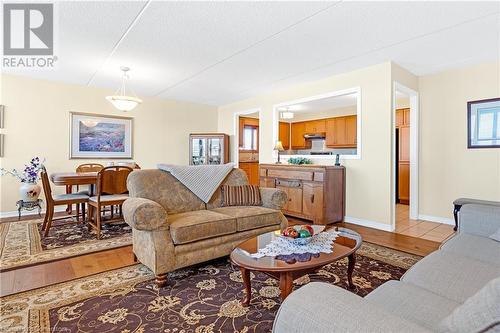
[189,133,229,165]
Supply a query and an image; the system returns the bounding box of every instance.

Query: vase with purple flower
[1,157,45,202]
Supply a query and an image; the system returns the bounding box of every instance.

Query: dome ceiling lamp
[106,66,142,111]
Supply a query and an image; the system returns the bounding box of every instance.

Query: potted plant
[1,157,45,202]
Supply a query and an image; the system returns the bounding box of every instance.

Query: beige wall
[0,74,218,213]
[219,62,394,228]
[418,61,500,219]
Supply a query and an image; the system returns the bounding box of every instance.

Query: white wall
[219,62,394,229]
[418,61,500,219]
[0,74,218,213]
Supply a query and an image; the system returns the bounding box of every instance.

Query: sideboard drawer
[268,169,313,181]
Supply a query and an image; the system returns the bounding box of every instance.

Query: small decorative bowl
[280,225,325,245]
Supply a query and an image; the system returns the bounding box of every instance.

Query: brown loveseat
[123,168,288,286]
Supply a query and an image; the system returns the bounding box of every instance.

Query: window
[242,126,258,151]
[468,98,500,148]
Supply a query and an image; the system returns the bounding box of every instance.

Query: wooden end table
[230,227,362,305]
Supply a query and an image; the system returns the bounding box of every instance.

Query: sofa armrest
[123,197,169,231]
[260,187,287,210]
[459,204,500,237]
[273,282,430,333]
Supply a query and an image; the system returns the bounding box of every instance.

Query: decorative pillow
[438,277,500,333]
[220,185,262,207]
[489,228,500,242]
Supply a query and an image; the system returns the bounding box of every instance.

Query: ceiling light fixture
[280,108,294,119]
[106,66,142,111]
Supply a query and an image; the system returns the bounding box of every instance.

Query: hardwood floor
[395,204,455,242]
[1,214,445,297]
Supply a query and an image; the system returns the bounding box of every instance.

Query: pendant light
[106,66,142,111]
[280,107,294,119]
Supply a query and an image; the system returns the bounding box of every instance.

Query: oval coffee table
[230,227,362,305]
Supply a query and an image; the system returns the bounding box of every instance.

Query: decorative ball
[298,229,311,238]
[301,225,314,236]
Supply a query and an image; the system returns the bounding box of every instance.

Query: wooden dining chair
[87,166,133,239]
[40,167,90,237]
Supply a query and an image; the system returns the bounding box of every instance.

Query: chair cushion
[366,280,459,331]
[169,210,236,245]
[439,277,500,333]
[53,193,89,201]
[402,251,500,303]
[453,198,500,207]
[89,194,129,203]
[220,185,262,207]
[211,206,281,232]
[441,233,500,265]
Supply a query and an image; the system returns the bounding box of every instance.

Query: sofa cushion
[206,169,248,210]
[439,277,500,333]
[220,184,262,207]
[402,251,500,303]
[441,233,500,265]
[169,210,236,245]
[211,206,281,232]
[366,280,459,330]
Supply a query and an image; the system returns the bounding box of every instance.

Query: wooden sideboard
[259,164,345,225]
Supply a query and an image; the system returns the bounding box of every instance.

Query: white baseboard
[418,214,455,226]
[344,216,394,232]
[0,206,66,219]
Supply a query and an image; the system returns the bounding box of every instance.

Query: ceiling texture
[5,1,499,106]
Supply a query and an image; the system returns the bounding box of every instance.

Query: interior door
[191,137,207,165]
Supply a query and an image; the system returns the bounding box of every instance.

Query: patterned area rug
[0,217,131,271]
[0,243,421,333]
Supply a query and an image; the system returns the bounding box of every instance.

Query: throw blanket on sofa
[157,163,234,203]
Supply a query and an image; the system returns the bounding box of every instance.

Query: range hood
[303,133,326,139]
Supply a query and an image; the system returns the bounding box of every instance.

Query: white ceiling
[5,1,499,106]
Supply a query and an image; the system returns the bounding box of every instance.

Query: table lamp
[274,141,285,164]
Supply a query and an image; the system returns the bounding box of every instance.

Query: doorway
[234,109,261,185]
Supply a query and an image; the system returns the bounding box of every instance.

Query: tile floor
[395,204,455,242]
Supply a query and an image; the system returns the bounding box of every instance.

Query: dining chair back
[40,166,89,237]
[96,166,133,197]
[76,163,104,173]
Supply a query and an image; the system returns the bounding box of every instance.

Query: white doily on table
[250,231,340,258]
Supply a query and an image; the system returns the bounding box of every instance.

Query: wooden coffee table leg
[347,253,356,289]
[240,267,252,306]
[279,271,293,301]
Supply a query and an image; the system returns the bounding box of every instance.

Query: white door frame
[233,108,261,167]
[392,82,419,230]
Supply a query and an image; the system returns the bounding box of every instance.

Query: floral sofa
[123,168,288,286]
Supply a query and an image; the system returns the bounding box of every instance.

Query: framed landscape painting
[70,112,133,159]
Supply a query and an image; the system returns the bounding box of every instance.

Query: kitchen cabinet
[398,162,410,204]
[305,119,326,133]
[291,122,311,149]
[189,134,229,165]
[260,164,345,224]
[239,162,259,185]
[279,122,290,150]
[396,108,410,127]
[396,108,410,204]
[326,115,356,148]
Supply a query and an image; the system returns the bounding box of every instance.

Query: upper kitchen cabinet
[239,116,259,152]
[279,122,290,150]
[304,119,326,133]
[291,122,311,149]
[396,108,410,127]
[326,115,357,148]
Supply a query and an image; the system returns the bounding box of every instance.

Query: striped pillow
[220,185,262,207]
